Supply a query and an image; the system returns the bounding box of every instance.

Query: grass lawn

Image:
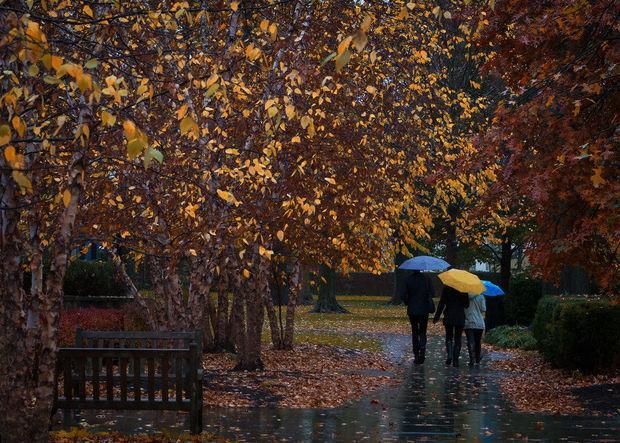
[263,295,412,352]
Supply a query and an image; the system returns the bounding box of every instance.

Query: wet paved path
[57,334,620,441]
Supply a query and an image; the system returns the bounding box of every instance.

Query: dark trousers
[445,324,464,344]
[444,324,464,362]
[465,328,483,363]
[408,314,429,357]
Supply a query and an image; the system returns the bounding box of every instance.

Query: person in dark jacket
[401,270,436,364]
[433,286,470,367]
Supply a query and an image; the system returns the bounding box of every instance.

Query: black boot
[445,340,453,366]
[452,341,461,368]
[466,331,475,367]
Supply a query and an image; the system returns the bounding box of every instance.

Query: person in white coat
[464,294,486,367]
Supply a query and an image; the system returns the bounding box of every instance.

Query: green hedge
[532,296,620,373]
[63,260,127,298]
[505,277,543,325]
[485,325,537,350]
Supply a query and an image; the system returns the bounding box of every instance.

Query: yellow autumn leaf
[337,36,353,55]
[62,189,71,208]
[77,72,92,93]
[177,104,189,120]
[217,189,235,204]
[285,104,296,120]
[231,1,239,11]
[0,125,11,146]
[260,19,269,32]
[101,111,116,127]
[4,145,16,164]
[83,5,94,17]
[242,269,250,279]
[205,83,220,98]
[123,120,137,139]
[28,64,39,76]
[267,106,278,118]
[206,73,219,88]
[268,23,278,41]
[180,116,197,135]
[12,171,32,192]
[127,138,146,160]
[325,177,336,185]
[12,116,26,138]
[276,230,284,241]
[366,85,377,94]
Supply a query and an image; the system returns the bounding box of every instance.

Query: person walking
[401,270,436,364]
[465,294,486,367]
[433,286,469,367]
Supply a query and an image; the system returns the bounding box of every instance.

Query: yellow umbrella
[438,269,485,295]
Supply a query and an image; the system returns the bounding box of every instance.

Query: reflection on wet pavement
[55,334,620,442]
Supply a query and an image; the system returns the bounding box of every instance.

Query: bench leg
[62,409,72,427]
[189,382,202,434]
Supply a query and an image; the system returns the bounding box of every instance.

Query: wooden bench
[53,331,203,434]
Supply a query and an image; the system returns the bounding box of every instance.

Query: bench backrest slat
[175,356,183,404]
[148,357,155,403]
[106,357,113,401]
[162,355,169,403]
[120,357,128,402]
[75,330,202,357]
[92,356,100,401]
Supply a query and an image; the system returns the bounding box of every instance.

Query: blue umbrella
[481,280,505,296]
[399,256,450,271]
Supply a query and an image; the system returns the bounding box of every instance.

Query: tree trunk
[234,254,268,370]
[283,259,301,349]
[215,272,231,351]
[1,134,87,442]
[445,222,458,266]
[265,285,284,349]
[298,264,314,305]
[202,294,217,352]
[389,252,408,304]
[312,264,348,313]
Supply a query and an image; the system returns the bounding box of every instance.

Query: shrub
[63,259,127,298]
[484,325,537,350]
[505,277,543,325]
[532,296,620,373]
[58,308,125,346]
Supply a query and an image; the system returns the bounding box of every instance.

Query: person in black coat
[401,270,436,364]
[433,286,470,367]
